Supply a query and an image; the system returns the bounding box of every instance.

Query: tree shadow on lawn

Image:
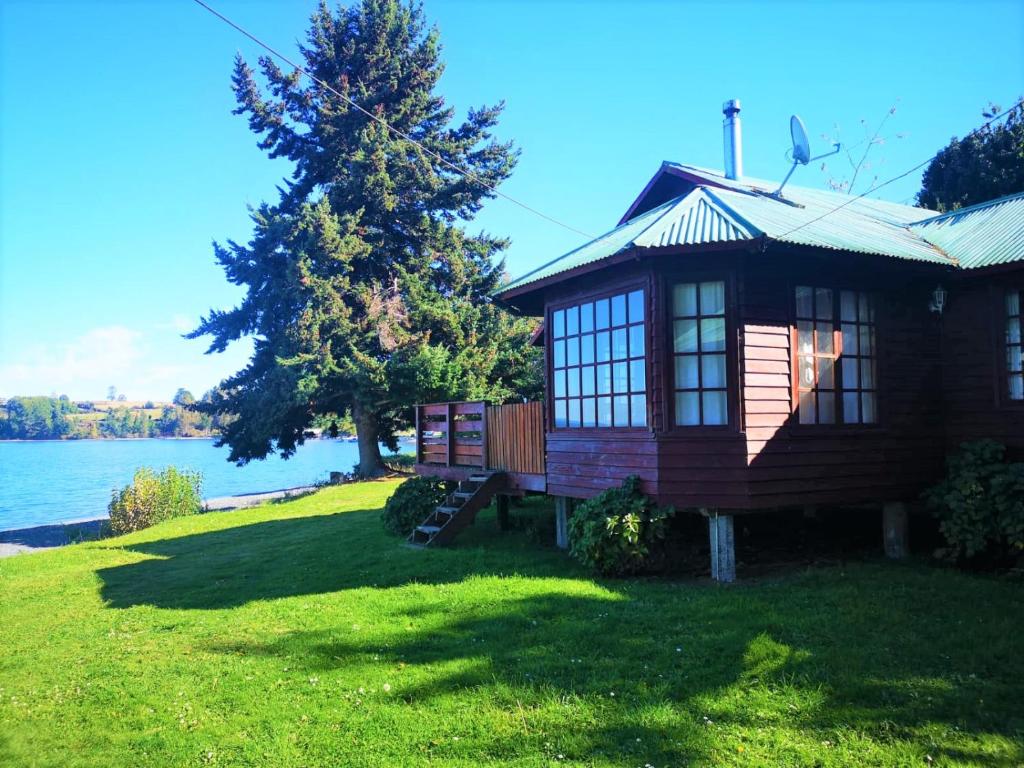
[95,506,1023,764]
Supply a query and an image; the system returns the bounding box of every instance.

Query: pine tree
[190,0,538,475]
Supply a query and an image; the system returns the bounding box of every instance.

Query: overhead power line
[191,0,594,239]
[776,100,1023,240]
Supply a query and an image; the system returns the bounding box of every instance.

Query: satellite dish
[790,115,811,165]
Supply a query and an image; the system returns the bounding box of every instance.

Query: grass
[0,481,1021,767]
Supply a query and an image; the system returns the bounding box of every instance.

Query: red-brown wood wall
[532,247,1024,511]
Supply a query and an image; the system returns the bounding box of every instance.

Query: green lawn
[1,481,1021,767]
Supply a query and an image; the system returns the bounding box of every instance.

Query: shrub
[567,475,674,576]
[924,440,1024,562]
[382,476,450,536]
[108,466,203,535]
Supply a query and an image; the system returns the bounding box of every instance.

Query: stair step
[436,506,459,514]
[453,491,475,499]
[468,475,491,482]
[416,525,442,534]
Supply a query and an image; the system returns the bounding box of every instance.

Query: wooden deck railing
[415,400,545,476]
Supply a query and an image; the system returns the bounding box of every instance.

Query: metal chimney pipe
[722,99,743,180]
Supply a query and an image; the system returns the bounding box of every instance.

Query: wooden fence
[415,400,545,476]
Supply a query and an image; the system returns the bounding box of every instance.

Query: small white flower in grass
[358,687,365,694]
[382,683,391,693]
[676,647,682,652]
[609,692,615,697]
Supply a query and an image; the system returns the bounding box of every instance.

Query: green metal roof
[499,165,957,296]
[911,191,1024,270]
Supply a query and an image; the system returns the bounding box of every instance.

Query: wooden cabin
[413,106,1024,580]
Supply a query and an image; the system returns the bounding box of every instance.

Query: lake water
[0,438,412,532]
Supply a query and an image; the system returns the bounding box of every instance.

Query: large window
[672,280,728,426]
[551,289,646,428]
[1008,289,1023,401]
[795,286,877,425]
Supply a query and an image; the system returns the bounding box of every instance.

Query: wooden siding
[941,271,1024,458]
[486,402,545,475]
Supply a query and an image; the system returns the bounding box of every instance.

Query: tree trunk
[352,402,385,478]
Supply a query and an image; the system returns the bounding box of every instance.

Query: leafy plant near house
[924,440,1024,563]
[108,466,203,534]
[567,475,675,576]
[381,476,451,537]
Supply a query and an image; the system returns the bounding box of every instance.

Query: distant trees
[172,388,195,406]
[107,386,117,401]
[0,396,77,439]
[918,101,1024,211]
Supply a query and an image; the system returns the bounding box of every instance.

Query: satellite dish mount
[773,115,840,197]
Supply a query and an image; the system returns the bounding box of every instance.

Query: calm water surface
[0,438,411,531]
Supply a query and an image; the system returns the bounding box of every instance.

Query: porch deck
[414,400,546,492]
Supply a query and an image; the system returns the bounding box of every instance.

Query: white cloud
[0,325,252,401]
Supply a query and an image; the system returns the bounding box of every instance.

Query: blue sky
[1,0,1022,401]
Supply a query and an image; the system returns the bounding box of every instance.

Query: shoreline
[0,484,322,558]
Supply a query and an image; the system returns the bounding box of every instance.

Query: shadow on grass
[95,502,1024,764]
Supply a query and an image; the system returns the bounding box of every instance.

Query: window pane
[566,335,579,366]
[700,281,726,316]
[840,291,858,322]
[797,320,814,354]
[581,365,595,396]
[859,293,873,323]
[596,364,612,395]
[565,306,579,336]
[629,359,645,392]
[628,290,644,324]
[843,391,859,423]
[799,355,815,388]
[1011,374,1024,401]
[553,310,565,339]
[818,356,834,389]
[567,367,580,397]
[595,298,610,330]
[702,354,727,388]
[581,397,596,427]
[860,358,875,389]
[861,392,877,423]
[612,362,629,393]
[1008,346,1023,373]
[554,399,567,428]
[815,288,833,320]
[675,355,699,389]
[674,319,698,353]
[611,294,627,326]
[568,399,581,428]
[815,323,834,354]
[842,357,858,389]
[628,324,645,358]
[859,325,874,356]
[597,396,613,426]
[612,328,628,360]
[596,331,611,362]
[703,391,727,425]
[554,369,566,398]
[675,391,700,426]
[799,391,816,424]
[795,286,814,318]
[673,283,697,317]
[553,339,565,368]
[613,395,629,427]
[700,318,726,352]
[580,302,594,333]
[841,323,858,355]
[580,333,595,364]
[818,392,835,424]
[1008,318,1022,345]
[630,394,647,427]
[1008,291,1021,317]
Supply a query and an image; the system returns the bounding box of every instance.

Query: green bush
[567,475,674,576]
[924,440,1024,562]
[382,476,450,536]
[108,466,203,535]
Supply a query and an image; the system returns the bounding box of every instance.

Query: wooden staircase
[408,472,506,547]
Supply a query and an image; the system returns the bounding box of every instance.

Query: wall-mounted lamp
[929,285,948,315]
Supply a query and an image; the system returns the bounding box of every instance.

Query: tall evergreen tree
[191,0,538,475]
